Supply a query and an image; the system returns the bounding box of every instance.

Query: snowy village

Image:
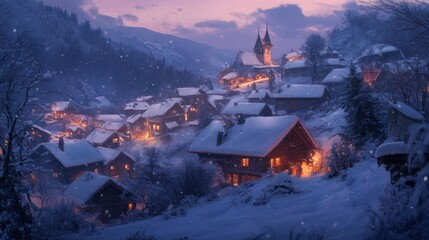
[1,0,429,239]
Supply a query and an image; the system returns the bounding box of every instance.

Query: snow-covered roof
[189,116,316,157]
[390,102,424,121]
[222,102,270,116]
[30,124,52,135]
[52,101,72,112]
[177,87,201,96]
[97,147,135,164]
[239,51,263,66]
[101,121,127,131]
[95,114,125,122]
[361,44,399,57]
[94,96,112,106]
[375,141,408,158]
[208,95,224,108]
[246,90,271,99]
[142,101,182,118]
[322,68,350,83]
[324,58,347,66]
[286,51,303,59]
[273,84,329,99]
[63,172,127,205]
[283,59,306,69]
[38,141,105,168]
[124,102,150,111]
[222,72,238,80]
[207,89,230,95]
[165,121,179,130]
[86,129,116,145]
[67,125,83,132]
[165,98,183,103]
[135,95,153,102]
[127,114,143,124]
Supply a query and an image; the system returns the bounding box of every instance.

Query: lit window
[94,168,99,173]
[112,138,119,143]
[128,203,133,211]
[125,164,129,170]
[241,158,249,167]
[110,165,114,170]
[270,157,281,168]
[232,174,239,186]
[184,114,188,121]
[52,172,58,178]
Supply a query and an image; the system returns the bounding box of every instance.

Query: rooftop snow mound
[222,102,270,116]
[246,90,271,99]
[189,115,316,157]
[322,68,350,83]
[52,101,72,111]
[86,129,116,145]
[283,59,306,69]
[177,87,201,96]
[274,84,328,98]
[96,147,135,164]
[37,141,105,168]
[390,101,424,121]
[238,51,263,66]
[142,101,181,118]
[375,141,408,158]
[361,44,399,57]
[96,114,125,122]
[124,102,150,111]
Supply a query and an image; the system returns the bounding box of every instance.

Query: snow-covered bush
[327,139,359,176]
[31,203,95,240]
[370,124,429,239]
[176,158,218,198]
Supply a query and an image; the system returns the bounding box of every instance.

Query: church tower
[262,25,273,65]
[253,29,264,60]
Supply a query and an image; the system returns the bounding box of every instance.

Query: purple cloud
[194,20,237,29]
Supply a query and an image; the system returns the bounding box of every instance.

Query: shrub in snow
[327,138,359,176]
[31,203,95,240]
[176,159,218,198]
[121,231,156,240]
[370,124,429,239]
[163,195,199,219]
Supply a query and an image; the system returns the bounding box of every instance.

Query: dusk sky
[44,0,359,56]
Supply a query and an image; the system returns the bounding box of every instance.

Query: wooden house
[100,121,129,137]
[272,84,331,113]
[65,125,85,139]
[222,102,273,118]
[97,147,135,177]
[63,172,134,223]
[31,140,105,184]
[175,87,205,105]
[135,95,158,105]
[51,101,79,120]
[387,102,424,141]
[94,114,126,128]
[189,116,317,185]
[127,114,146,133]
[86,129,122,148]
[26,124,52,148]
[142,101,185,136]
[358,44,404,68]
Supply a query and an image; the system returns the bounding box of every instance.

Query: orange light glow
[241,158,249,167]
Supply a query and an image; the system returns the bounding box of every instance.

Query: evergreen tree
[343,64,385,149]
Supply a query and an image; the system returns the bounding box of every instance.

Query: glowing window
[270,157,281,168]
[94,168,99,174]
[110,165,114,170]
[128,203,133,211]
[125,164,129,170]
[52,172,58,178]
[241,158,249,167]
[232,174,239,186]
[112,138,119,143]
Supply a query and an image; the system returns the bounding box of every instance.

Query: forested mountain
[1,0,206,103]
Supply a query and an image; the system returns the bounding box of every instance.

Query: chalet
[176,87,206,105]
[189,116,317,185]
[358,44,404,67]
[97,147,135,177]
[285,51,304,62]
[208,95,227,112]
[63,172,134,223]
[127,114,146,132]
[123,101,150,116]
[322,68,350,86]
[135,95,158,105]
[32,140,105,184]
[142,101,185,128]
[272,84,331,112]
[282,59,307,78]
[86,129,122,148]
[246,90,272,104]
[26,124,52,148]
[387,102,424,141]
[146,118,180,136]
[100,121,129,136]
[222,102,273,118]
[65,125,85,139]
[51,101,79,120]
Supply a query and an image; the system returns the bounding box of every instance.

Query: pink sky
[45,0,357,54]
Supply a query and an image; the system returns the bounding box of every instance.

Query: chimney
[58,137,64,151]
[216,131,224,146]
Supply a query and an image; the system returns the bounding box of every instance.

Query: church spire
[253,28,263,55]
[263,24,272,46]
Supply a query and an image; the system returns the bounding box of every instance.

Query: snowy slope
[104,26,235,78]
[86,160,389,240]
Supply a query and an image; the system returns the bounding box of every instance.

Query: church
[220,25,279,88]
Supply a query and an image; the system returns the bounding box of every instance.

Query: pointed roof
[253,29,263,54]
[263,25,272,46]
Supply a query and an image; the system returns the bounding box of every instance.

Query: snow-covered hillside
[86,160,389,240]
[105,26,236,78]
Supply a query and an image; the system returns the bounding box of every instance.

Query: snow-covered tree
[301,33,326,82]
[343,64,386,149]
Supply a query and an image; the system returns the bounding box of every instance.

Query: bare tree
[145,145,160,182]
[0,27,42,238]
[301,33,326,82]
